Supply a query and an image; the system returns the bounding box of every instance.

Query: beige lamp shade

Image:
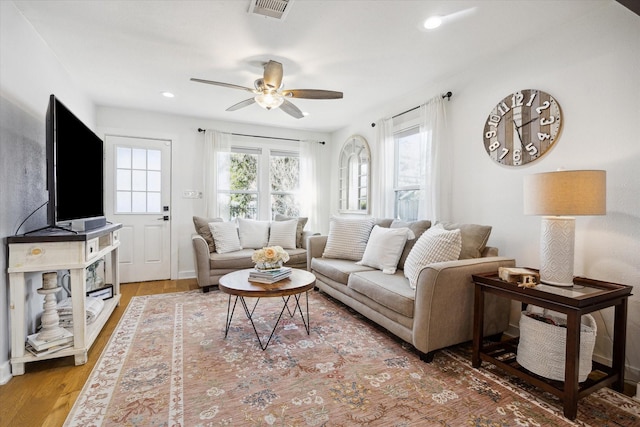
[523,170,606,216]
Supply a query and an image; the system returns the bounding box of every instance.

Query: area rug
[64,290,639,426]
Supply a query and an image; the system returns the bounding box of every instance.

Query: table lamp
[523,170,606,287]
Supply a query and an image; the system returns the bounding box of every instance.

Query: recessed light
[161,91,175,98]
[302,112,309,117]
[423,16,442,30]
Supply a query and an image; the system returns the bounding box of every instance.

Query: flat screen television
[46,94,105,229]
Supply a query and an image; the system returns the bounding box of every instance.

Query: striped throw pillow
[268,218,298,249]
[323,217,376,261]
[404,224,462,289]
[209,221,242,254]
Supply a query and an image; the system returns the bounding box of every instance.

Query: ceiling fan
[191,60,343,119]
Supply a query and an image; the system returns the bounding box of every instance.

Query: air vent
[248,0,293,20]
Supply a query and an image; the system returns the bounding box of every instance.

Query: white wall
[96,107,332,279]
[331,2,640,383]
[0,2,95,384]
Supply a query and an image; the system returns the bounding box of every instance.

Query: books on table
[249,266,292,284]
[26,328,73,353]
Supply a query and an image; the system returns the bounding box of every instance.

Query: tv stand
[7,223,121,375]
[23,224,77,235]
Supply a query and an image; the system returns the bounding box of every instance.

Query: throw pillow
[237,218,270,249]
[209,221,242,254]
[275,214,308,248]
[323,217,376,261]
[390,219,432,270]
[268,218,298,249]
[193,216,223,252]
[404,224,462,289]
[437,222,492,259]
[356,225,414,274]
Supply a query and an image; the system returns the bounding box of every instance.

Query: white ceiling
[13,0,612,133]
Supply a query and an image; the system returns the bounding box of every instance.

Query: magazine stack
[26,328,73,357]
[248,266,292,284]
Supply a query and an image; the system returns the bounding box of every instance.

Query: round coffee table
[219,268,316,350]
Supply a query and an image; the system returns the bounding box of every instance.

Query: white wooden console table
[7,223,121,375]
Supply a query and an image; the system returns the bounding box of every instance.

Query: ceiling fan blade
[282,89,343,99]
[226,98,256,111]
[263,61,283,90]
[280,99,304,119]
[190,78,256,93]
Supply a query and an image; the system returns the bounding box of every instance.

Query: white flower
[252,246,290,264]
[200,405,219,419]
[264,414,277,425]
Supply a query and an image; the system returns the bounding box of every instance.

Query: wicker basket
[516,310,597,382]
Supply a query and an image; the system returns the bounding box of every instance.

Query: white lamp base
[540,216,575,287]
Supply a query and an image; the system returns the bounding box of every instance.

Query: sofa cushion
[438,222,492,259]
[193,216,223,252]
[311,257,374,285]
[268,218,298,249]
[323,217,376,261]
[356,225,414,274]
[237,218,270,249]
[275,214,308,248]
[348,270,415,318]
[209,221,242,254]
[210,247,307,270]
[404,225,462,289]
[390,219,432,270]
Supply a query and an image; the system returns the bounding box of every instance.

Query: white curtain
[418,95,450,222]
[372,117,395,218]
[203,130,231,218]
[299,139,321,232]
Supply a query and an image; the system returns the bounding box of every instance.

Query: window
[115,146,162,213]
[393,126,423,221]
[217,145,300,220]
[270,150,300,217]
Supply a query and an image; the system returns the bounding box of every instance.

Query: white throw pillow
[237,218,270,249]
[323,217,376,261]
[357,225,415,274]
[268,218,298,249]
[209,221,242,254]
[404,224,462,289]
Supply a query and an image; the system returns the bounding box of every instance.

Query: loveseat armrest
[411,256,516,355]
[192,233,212,288]
[307,235,328,271]
[301,230,320,250]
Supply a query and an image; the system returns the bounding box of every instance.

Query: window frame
[392,113,424,221]
[216,137,301,220]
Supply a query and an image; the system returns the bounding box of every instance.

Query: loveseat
[192,215,317,292]
[308,217,515,361]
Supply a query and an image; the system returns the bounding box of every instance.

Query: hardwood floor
[0,279,200,427]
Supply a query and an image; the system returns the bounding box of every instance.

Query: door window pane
[115,145,162,214]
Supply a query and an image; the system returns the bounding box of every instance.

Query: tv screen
[46,94,104,226]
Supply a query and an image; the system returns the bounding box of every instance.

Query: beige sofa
[192,215,317,292]
[307,218,515,361]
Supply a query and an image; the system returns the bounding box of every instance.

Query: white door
[105,135,171,282]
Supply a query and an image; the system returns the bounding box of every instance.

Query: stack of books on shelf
[249,266,292,284]
[25,329,73,357]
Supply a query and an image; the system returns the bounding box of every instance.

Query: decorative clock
[483,89,562,166]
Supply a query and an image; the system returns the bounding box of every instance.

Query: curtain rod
[197,128,325,145]
[371,91,453,127]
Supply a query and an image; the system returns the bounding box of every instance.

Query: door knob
[157,215,170,221]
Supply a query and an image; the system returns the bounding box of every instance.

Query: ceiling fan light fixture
[255,92,284,110]
[423,15,442,29]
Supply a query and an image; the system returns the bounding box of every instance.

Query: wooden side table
[471,272,632,420]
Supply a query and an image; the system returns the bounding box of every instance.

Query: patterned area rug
[64,290,639,426]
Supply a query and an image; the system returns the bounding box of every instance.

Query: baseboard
[178,270,195,280]
[0,360,13,385]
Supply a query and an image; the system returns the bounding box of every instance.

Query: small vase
[256,260,283,271]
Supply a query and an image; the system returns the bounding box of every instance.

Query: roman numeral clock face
[483,89,562,166]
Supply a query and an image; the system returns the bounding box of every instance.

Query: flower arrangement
[251,246,290,270]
